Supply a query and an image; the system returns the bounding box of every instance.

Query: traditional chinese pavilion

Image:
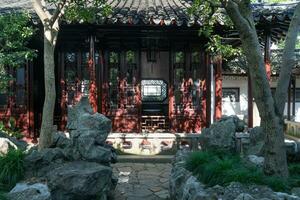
[0,1,298,139]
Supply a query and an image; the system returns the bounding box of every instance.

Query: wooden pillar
[102,51,109,115]
[288,80,291,120]
[89,35,97,112]
[248,73,253,128]
[264,33,272,81]
[214,56,222,121]
[59,52,67,130]
[26,60,34,138]
[206,54,211,127]
[293,77,296,118]
[137,49,142,132]
[169,48,175,132]
[97,50,103,114]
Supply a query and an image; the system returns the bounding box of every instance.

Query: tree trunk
[262,117,287,176]
[223,0,289,177]
[38,28,57,150]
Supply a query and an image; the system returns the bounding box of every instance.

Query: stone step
[117,155,173,163]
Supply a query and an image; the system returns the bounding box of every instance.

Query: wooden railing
[285,120,300,138]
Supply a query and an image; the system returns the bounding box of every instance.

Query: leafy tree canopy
[0,12,36,92]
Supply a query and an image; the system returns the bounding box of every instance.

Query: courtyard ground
[112,156,172,200]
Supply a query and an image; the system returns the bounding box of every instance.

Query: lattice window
[141,79,167,102]
[222,88,240,102]
[108,51,120,110]
[190,51,202,109]
[15,67,26,106]
[0,66,9,108]
[125,50,137,85]
[65,52,79,105]
[174,51,184,108]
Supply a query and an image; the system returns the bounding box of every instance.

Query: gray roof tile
[0,0,298,27]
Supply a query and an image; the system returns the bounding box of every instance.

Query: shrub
[0,120,23,140]
[185,150,300,192]
[0,192,7,200]
[0,149,25,191]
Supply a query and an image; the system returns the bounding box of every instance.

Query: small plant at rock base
[0,119,23,140]
[0,149,25,191]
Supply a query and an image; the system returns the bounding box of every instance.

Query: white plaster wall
[222,76,300,126]
[222,76,248,121]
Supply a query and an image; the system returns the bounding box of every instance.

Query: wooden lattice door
[104,50,141,132]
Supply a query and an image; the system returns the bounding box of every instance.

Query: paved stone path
[112,162,171,200]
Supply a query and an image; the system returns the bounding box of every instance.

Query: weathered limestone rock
[246,155,265,167]
[220,115,246,132]
[223,182,300,200]
[199,116,236,151]
[249,127,264,143]
[51,132,71,149]
[234,193,255,200]
[169,151,193,200]
[182,176,209,200]
[0,137,18,155]
[21,97,117,200]
[245,127,265,156]
[46,161,113,200]
[77,113,111,134]
[66,97,93,130]
[7,183,51,200]
[75,136,112,163]
[24,148,67,177]
[292,188,300,197]
[0,131,30,153]
[170,150,300,200]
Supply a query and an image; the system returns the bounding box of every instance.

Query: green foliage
[0,192,7,200]
[43,0,112,23]
[0,12,36,93]
[0,118,23,140]
[276,34,300,49]
[189,0,241,59]
[185,151,300,192]
[0,149,25,191]
[0,13,36,67]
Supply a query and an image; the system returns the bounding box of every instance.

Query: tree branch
[31,0,49,23]
[223,0,251,34]
[275,2,300,116]
[50,0,70,27]
[40,0,52,19]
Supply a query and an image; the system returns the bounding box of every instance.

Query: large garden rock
[222,182,300,200]
[77,112,111,133]
[24,148,68,177]
[0,134,28,151]
[292,188,300,197]
[66,97,94,130]
[7,183,51,200]
[75,136,112,163]
[51,132,71,149]
[219,115,246,132]
[0,137,18,155]
[246,155,265,167]
[182,176,209,200]
[46,161,114,200]
[199,116,236,151]
[245,127,265,156]
[170,150,300,200]
[234,193,255,200]
[21,97,117,200]
[169,151,193,200]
